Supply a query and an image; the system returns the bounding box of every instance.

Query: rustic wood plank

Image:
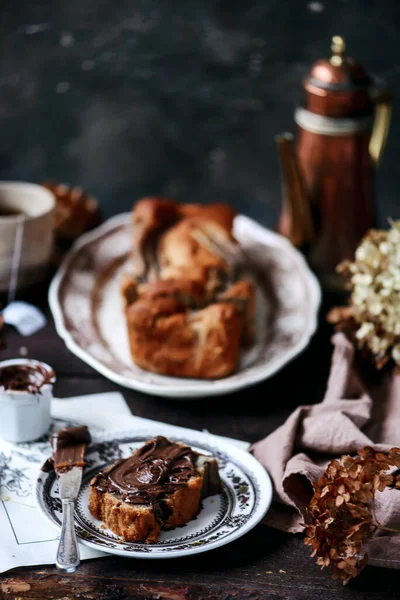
[2,527,400,600]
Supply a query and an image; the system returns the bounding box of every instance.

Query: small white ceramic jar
[0,359,55,443]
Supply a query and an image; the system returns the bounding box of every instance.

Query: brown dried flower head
[42,181,100,241]
[328,220,400,370]
[304,446,400,584]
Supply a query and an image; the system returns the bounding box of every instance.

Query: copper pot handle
[369,87,393,165]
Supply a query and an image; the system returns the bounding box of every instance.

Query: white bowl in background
[0,181,55,293]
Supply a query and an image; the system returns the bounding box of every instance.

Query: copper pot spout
[276,133,314,248]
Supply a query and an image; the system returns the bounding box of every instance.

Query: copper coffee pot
[276,36,392,289]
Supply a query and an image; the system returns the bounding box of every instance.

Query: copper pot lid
[302,37,374,117]
[305,36,372,92]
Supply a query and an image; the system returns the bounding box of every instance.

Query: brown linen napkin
[252,332,400,568]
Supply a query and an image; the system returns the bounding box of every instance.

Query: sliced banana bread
[88,436,222,543]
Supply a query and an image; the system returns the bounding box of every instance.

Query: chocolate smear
[91,436,199,507]
[42,425,91,474]
[0,363,54,394]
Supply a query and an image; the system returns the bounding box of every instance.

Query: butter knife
[56,466,82,572]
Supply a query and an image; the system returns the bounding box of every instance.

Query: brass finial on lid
[330,35,346,66]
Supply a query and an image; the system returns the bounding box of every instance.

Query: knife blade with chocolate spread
[42,425,91,474]
[47,426,92,572]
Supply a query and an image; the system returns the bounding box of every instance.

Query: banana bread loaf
[122,197,255,379]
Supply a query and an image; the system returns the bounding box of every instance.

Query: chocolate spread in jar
[91,436,199,506]
[42,425,91,474]
[0,363,55,394]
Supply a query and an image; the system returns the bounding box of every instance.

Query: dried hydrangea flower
[328,220,400,370]
[304,446,400,584]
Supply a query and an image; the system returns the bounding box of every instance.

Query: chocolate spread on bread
[91,436,199,505]
[0,364,54,393]
[89,435,222,542]
[42,425,91,473]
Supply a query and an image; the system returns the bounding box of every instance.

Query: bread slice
[88,436,222,543]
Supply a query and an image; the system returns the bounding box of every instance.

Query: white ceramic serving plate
[49,213,321,398]
[35,429,272,559]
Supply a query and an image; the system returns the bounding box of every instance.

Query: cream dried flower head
[329,219,400,370]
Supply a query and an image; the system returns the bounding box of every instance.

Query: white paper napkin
[0,391,249,573]
[2,301,47,336]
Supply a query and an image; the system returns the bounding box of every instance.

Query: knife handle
[56,499,80,572]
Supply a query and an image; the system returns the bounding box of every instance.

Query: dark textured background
[1,0,399,227]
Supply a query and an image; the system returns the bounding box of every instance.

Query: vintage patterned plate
[49,213,320,398]
[35,430,272,559]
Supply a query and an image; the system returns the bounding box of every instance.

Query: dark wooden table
[0,286,398,600]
